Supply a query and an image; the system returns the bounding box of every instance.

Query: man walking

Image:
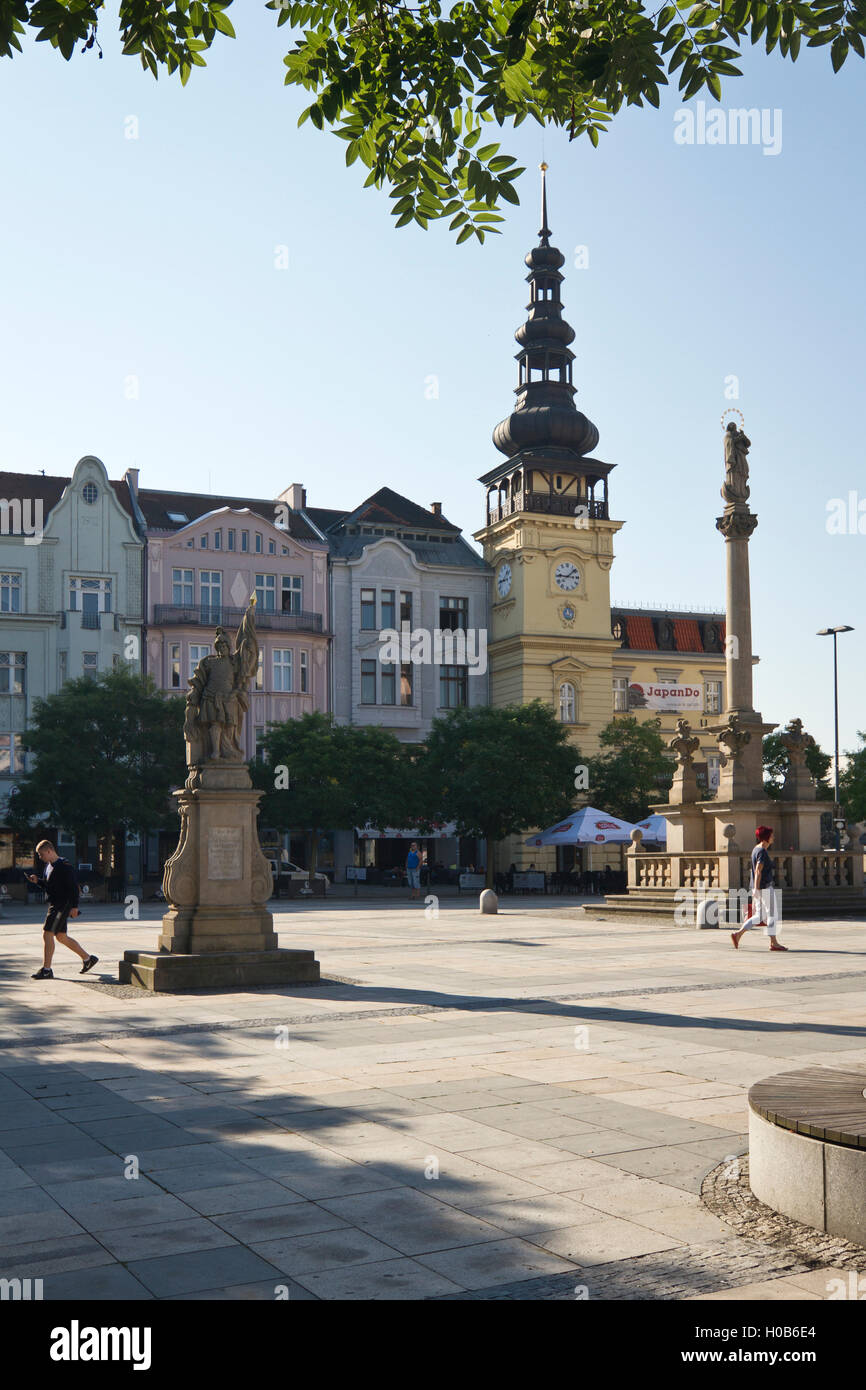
[731,826,788,952]
[27,840,98,979]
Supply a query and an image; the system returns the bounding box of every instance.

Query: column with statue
[120,596,320,989]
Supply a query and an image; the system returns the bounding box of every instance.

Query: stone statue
[669,719,701,767]
[721,421,751,505]
[717,713,751,766]
[780,716,815,767]
[183,596,259,763]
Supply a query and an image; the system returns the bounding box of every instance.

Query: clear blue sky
[1,8,863,757]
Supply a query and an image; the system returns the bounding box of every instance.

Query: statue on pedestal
[183,596,259,764]
[780,716,818,801]
[721,421,751,505]
[780,716,814,767]
[669,718,701,766]
[717,713,752,767]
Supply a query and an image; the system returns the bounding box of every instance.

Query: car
[267,859,329,895]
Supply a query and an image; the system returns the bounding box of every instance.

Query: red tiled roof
[674,619,702,652]
[719,620,726,643]
[626,616,657,649]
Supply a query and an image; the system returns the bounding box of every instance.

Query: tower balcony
[486,491,609,525]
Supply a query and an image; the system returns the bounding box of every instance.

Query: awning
[634,814,668,843]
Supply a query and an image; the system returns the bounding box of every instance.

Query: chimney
[430,501,442,516]
[277,483,307,510]
[124,467,140,496]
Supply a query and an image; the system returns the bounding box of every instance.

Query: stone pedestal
[119,761,320,991]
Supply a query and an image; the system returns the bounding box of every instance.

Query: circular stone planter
[748,1067,866,1246]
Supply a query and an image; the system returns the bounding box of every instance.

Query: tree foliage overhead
[2,1,861,240]
[840,730,866,824]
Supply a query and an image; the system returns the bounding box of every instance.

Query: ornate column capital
[716,508,758,540]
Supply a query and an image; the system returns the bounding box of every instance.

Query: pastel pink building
[132,478,331,757]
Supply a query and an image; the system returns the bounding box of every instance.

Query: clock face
[555,561,581,592]
[496,563,512,598]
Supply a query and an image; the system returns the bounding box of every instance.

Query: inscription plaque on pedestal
[208,825,243,880]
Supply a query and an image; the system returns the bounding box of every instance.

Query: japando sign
[628,682,702,712]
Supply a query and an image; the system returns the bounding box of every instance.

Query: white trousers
[740,886,777,936]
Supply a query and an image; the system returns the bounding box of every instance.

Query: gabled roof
[135,487,323,544]
[0,471,136,519]
[339,487,458,534]
[612,607,726,656]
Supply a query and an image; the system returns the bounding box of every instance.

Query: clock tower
[475,166,624,760]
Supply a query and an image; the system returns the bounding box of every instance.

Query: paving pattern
[1,899,864,1300]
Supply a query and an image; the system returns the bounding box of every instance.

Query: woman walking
[731,826,788,952]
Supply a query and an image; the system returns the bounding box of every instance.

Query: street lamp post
[817,625,854,851]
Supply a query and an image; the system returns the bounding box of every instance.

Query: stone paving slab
[1,901,865,1299]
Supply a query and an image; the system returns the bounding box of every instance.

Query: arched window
[559,682,576,724]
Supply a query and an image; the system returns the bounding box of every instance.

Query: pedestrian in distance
[406,841,421,901]
[27,840,99,979]
[731,826,788,952]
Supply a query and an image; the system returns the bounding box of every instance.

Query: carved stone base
[119,948,320,992]
[158,905,277,955]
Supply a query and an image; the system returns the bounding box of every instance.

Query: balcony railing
[154,604,324,633]
[80,611,101,630]
[487,492,609,524]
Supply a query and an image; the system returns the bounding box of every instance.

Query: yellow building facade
[475,174,729,874]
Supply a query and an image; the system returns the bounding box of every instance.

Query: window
[268,538,276,555]
[255,650,264,691]
[255,533,263,554]
[273,649,293,691]
[400,663,413,706]
[360,588,376,629]
[83,652,98,678]
[1,573,21,613]
[199,533,208,548]
[241,531,249,552]
[400,591,412,626]
[167,511,189,524]
[169,642,181,688]
[213,530,222,550]
[706,680,723,715]
[0,652,26,695]
[69,577,111,613]
[200,571,222,622]
[707,753,721,790]
[440,596,468,631]
[254,726,265,762]
[381,589,395,629]
[82,482,98,504]
[440,665,468,708]
[172,569,194,606]
[228,529,235,551]
[255,574,276,611]
[300,650,308,693]
[0,733,25,775]
[381,664,396,705]
[189,644,209,679]
[361,659,377,704]
[613,676,629,712]
[559,681,576,723]
[657,670,680,683]
[282,576,303,615]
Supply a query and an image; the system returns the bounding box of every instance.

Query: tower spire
[539,161,551,247]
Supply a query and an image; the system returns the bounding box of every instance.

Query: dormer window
[167,511,188,524]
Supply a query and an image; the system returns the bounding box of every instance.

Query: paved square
[1,898,864,1299]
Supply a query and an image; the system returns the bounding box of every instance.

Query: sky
[1,6,864,756]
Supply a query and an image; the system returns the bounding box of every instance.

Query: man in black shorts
[27,839,98,980]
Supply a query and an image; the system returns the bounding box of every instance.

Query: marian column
[713,424,775,814]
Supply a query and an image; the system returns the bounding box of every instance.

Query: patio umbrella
[634,814,668,844]
[524,806,637,847]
